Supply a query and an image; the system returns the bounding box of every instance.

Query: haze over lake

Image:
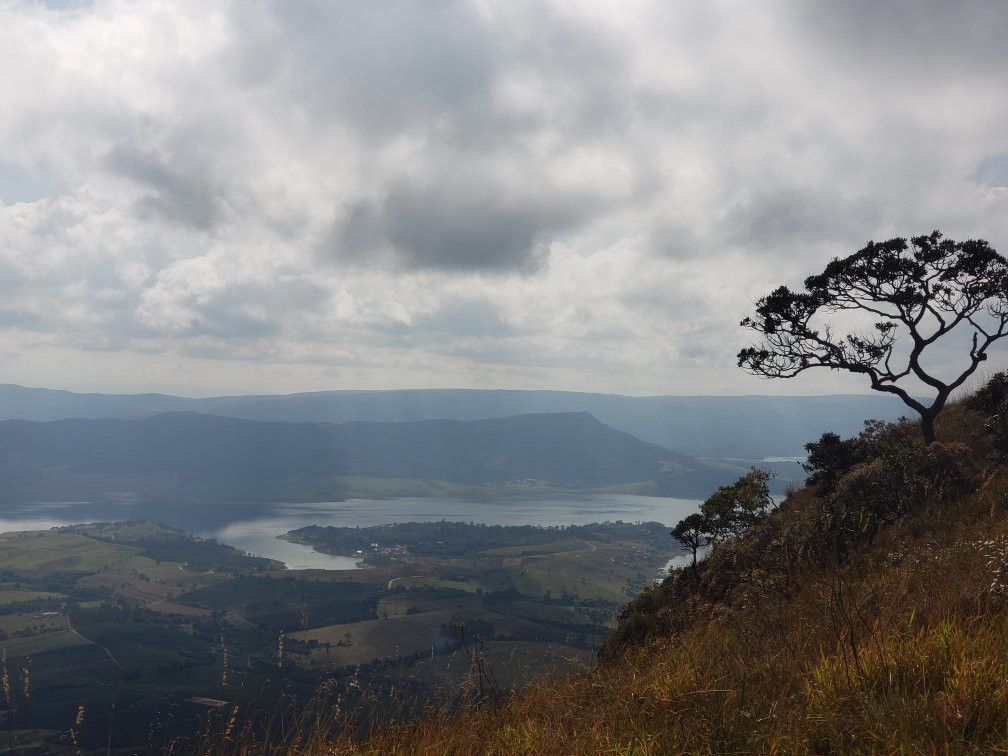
[0,494,702,570]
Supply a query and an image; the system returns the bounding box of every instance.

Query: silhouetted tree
[670,513,708,576]
[739,232,1008,444]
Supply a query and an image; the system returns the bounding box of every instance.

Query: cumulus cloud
[334,177,580,273]
[103,144,223,231]
[0,0,1005,396]
[240,1,497,137]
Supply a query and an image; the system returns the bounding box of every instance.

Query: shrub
[804,431,860,494]
[965,372,1008,457]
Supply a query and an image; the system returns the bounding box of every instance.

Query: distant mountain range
[0,384,911,459]
[0,411,738,502]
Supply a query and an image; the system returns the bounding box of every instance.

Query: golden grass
[194,507,1008,753]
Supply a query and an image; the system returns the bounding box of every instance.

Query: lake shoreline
[0,493,704,571]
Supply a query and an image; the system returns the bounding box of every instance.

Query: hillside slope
[218,377,1008,753]
[0,411,733,500]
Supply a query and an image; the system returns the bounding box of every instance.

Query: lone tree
[739,231,1008,444]
[670,512,708,576]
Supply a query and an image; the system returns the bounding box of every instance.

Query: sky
[0,0,1006,398]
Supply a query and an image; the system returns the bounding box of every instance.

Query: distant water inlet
[211,518,364,570]
[202,495,705,568]
[661,545,713,579]
[0,493,704,569]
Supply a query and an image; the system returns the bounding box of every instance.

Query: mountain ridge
[0,383,914,459]
[0,410,735,501]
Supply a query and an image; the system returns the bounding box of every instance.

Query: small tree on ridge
[670,468,773,576]
[670,513,707,576]
[738,231,1008,444]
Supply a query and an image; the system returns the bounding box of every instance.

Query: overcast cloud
[0,0,1006,397]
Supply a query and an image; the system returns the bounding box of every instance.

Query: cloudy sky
[1,0,1006,397]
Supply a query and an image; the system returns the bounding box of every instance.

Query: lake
[0,494,702,570]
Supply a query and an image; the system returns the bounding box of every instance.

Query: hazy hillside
[0,384,912,459]
[0,411,734,501]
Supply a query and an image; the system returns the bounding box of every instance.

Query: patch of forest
[286,519,669,558]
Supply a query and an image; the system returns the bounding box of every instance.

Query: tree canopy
[738,231,1008,444]
[700,467,773,541]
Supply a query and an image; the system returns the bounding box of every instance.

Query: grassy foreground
[187,383,1008,752]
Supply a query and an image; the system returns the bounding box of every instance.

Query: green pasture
[521,555,639,602]
[178,575,379,611]
[389,575,489,593]
[6,643,111,682]
[293,608,465,668]
[267,566,395,586]
[506,600,589,627]
[67,521,180,540]
[1,626,91,659]
[379,594,590,631]
[293,603,574,671]
[378,592,480,617]
[76,554,224,602]
[178,575,311,610]
[0,532,139,573]
[0,589,65,604]
[480,537,599,557]
[175,575,381,631]
[0,611,67,635]
[121,553,230,586]
[72,619,213,675]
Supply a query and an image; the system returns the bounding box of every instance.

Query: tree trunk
[920,412,936,445]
